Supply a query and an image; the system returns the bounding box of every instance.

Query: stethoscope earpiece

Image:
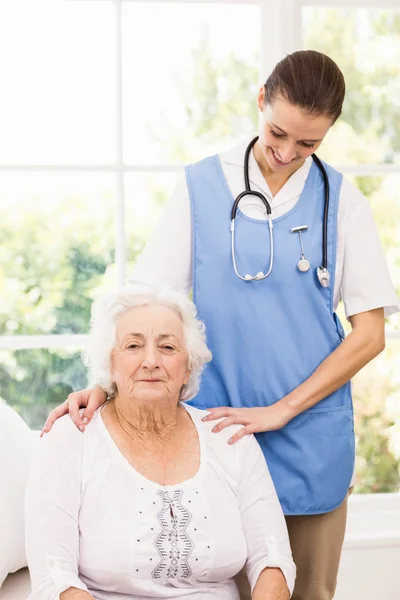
[244,271,266,281]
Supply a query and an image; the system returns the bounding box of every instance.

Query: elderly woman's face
[111,304,190,403]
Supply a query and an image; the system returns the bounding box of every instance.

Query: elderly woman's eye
[127,343,139,349]
[161,345,175,351]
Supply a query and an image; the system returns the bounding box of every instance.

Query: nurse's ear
[257,85,266,111]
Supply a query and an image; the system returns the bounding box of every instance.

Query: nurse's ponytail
[265,50,345,123]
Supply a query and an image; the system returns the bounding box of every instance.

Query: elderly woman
[25,286,295,600]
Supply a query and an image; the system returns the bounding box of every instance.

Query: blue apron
[185,154,355,515]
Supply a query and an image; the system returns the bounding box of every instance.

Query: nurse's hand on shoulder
[40,386,108,437]
[202,403,292,444]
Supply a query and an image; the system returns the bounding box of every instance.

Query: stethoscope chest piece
[317,266,330,288]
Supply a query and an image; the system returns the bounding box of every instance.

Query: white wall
[335,493,400,599]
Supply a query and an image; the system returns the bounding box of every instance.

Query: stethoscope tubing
[310,152,329,272]
[231,217,274,281]
[231,136,330,284]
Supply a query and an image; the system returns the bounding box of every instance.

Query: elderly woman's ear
[184,370,190,385]
[184,356,191,383]
[109,349,118,391]
[110,349,115,378]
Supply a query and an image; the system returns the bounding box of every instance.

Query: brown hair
[264,50,345,123]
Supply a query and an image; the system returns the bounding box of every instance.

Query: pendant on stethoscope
[291,226,311,273]
[297,258,311,272]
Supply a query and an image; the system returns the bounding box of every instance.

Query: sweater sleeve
[25,417,90,600]
[238,434,296,596]
[340,177,399,319]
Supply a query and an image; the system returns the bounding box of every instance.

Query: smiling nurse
[43,50,399,600]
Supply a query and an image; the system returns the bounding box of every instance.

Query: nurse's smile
[255,93,333,181]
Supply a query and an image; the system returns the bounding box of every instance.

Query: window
[1,0,260,429]
[302,3,400,492]
[1,0,398,493]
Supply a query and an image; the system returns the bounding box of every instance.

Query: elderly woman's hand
[252,567,290,600]
[202,402,293,444]
[60,588,94,600]
[40,386,107,436]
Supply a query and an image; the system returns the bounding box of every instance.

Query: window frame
[2,0,399,354]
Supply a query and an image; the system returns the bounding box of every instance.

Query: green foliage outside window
[1,8,399,493]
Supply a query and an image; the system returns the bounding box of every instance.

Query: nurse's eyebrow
[270,122,287,134]
[270,121,322,143]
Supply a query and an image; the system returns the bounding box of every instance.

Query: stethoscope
[230,136,330,287]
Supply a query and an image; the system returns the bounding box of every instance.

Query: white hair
[82,284,212,401]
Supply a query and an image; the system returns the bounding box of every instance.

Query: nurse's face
[257,88,333,174]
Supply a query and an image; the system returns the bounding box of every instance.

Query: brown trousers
[235,491,350,600]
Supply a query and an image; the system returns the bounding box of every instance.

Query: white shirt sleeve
[340,178,399,318]
[238,435,296,596]
[25,417,90,600]
[128,176,192,294]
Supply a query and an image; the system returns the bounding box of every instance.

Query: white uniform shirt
[130,139,399,319]
[25,404,296,600]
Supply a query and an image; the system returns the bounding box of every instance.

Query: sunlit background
[1,0,400,494]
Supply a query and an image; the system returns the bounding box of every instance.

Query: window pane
[0,1,116,164]
[347,174,400,330]
[0,174,117,335]
[3,331,399,492]
[1,348,87,430]
[122,2,260,165]
[125,171,182,275]
[302,8,400,165]
[353,339,400,493]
